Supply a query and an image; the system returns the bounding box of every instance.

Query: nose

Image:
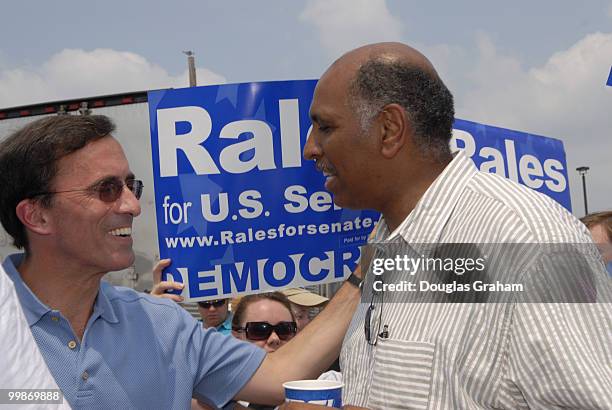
[303,127,321,161]
[118,184,142,217]
[266,330,281,349]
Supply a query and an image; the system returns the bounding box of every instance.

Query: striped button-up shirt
[0,263,71,409]
[340,151,612,409]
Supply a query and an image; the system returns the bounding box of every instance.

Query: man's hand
[150,258,184,302]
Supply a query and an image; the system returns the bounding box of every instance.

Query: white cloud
[0,48,226,108]
[300,0,403,58]
[456,32,612,214]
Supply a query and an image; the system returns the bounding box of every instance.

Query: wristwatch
[346,271,363,289]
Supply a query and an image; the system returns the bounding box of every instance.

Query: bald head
[328,42,439,80]
[318,42,454,163]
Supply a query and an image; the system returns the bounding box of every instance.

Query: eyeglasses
[365,280,384,346]
[233,321,297,341]
[30,177,143,203]
[198,299,226,309]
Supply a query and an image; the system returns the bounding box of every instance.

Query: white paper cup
[283,379,343,408]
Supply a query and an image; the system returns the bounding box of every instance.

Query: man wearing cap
[281,288,328,331]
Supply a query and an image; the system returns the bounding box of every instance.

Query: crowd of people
[0,41,611,409]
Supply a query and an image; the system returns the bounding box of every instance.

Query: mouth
[323,173,337,190]
[316,161,337,180]
[109,227,132,238]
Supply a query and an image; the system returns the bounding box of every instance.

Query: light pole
[576,166,590,216]
[182,51,197,87]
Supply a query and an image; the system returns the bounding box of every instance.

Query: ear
[378,103,410,159]
[15,199,54,236]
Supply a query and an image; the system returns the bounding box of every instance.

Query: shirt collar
[97,281,119,324]
[217,312,233,332]
[374,150,477,245]
[2,253,119,326]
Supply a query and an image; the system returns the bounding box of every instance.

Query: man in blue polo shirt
[0,115,362,409]
[198,299,233,335]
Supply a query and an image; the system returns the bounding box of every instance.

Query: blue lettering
[189,270,217,298]
[263,257,295,287]
[299,251,330,282]
[221,261,260,293]
[335,248,360,278]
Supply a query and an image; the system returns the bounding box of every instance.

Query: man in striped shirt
[303,42,611,409]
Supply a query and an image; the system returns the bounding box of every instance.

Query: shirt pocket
[367,339,435,410]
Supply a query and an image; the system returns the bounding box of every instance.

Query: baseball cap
[281,288,329,307]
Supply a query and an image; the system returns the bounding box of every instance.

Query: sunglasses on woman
[233,321,297,341]
[30,177,143,203]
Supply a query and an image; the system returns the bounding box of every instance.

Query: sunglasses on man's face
[198,299,226,309]
[233,321,297,341]
[30,177,143,203]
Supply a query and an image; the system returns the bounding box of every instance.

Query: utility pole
[183,50,197,87]
[576,166,590,216]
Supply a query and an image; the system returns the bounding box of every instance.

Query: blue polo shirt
[3,254,266,409]
[199,313,234,335]
[217,313,233,335]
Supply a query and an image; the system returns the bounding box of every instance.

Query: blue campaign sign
[149,80,571,301]
[451,119,571,210]
[607,66,612,86]
[148,81,378,301]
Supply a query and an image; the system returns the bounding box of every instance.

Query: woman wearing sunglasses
[227,293,297,410]
[231,292,297,353]
[230,293,340,410]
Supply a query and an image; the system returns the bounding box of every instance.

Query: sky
[0,0,611,215]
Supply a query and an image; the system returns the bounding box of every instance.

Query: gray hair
[348,58,455,162]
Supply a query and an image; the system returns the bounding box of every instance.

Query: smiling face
[303,61,381,209]
[234,299,295,353]
[40,136,141,275]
